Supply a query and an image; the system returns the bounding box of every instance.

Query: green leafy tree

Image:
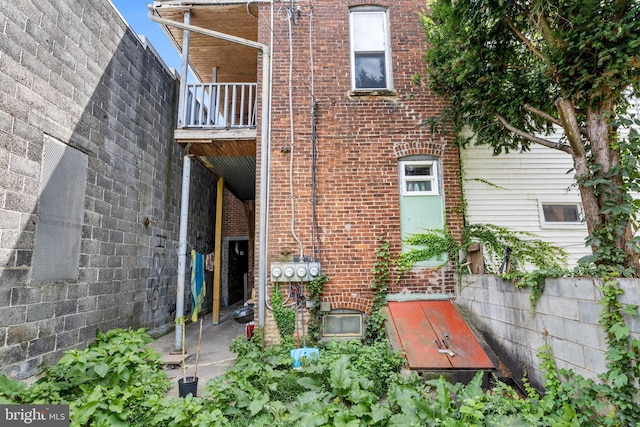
[422,1,640,274]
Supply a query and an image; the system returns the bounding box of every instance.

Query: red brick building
[152,0,462,342]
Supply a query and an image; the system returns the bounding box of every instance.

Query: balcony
[175,82,257,143]
[153,1,258,201]
[182,82,257,129]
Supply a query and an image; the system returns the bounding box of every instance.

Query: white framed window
[349,7,392,91]
[400,160,440,196]
[538,201,584,227]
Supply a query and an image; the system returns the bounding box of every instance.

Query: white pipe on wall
[174,153,191,351]
[176,10,190,128]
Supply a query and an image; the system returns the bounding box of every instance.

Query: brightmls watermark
[1,405,69,426]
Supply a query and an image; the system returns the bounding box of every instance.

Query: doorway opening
[225,239,249,306]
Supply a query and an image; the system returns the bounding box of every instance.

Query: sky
[109,0,182,72]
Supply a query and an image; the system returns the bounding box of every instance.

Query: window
[349,7,392,91]
[32,136,87,282]
[538,201,584,227]
[400,160,439,196]
[322,309,363,338]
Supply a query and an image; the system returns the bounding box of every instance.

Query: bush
[0,328,170,426]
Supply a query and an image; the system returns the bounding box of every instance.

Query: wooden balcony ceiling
[153,1,259,84]
[185,139,256,158]
[179,136,256,201]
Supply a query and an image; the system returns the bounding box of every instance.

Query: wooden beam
[175,128,256,141]
[212,177,224,324]
[185,139,256,157]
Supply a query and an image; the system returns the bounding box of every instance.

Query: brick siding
[256,1,463,343]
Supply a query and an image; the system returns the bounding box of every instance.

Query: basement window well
[323,309,364,338]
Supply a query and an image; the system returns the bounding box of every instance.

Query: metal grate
[32,137,87,282]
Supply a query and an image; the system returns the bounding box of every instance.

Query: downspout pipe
[176,10,190,128]
[173,10,191,352]
[147,6,272,330]
[175,153,191,351]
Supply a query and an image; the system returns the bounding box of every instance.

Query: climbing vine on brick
[306,273,328,345]
[365,238,390,344]
[271,283,295,346]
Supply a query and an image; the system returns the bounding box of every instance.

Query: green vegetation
[271,282,296,346]
[306,273,329,345]
[365,238,391,344]
[1,325,639,425]
[396,224,567,279]
[0,328,170,426]
[422,0,640,274]
[596,278,640,425]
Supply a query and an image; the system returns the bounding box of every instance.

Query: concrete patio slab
[147,304,248,397]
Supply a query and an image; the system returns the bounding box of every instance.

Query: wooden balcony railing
[182,83,257,129]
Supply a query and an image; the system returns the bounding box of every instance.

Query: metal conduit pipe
[147,5,272,333]
[175,153,191,351]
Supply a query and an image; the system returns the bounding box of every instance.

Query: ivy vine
[306,273,328,345]
[396,224,568,286]
[271,283,295,346]
[597,278,640,424]
[365,238,391,344]
[395,228,456,280]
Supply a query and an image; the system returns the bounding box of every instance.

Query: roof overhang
[152,1,259,84]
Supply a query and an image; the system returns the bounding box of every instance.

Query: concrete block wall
[0,0,218,379]
[457,275,640,390]
[184,158,218,318]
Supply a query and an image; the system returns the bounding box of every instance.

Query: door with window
[399,157,446,265]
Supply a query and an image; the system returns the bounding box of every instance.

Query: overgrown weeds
[1,325,636,425]
[0,328,170,426]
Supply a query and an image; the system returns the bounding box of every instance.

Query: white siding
[461,142,590,267]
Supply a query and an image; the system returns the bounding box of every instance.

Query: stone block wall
[457,275,640,390]
[0,0,217,379]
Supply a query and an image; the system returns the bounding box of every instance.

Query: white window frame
[538,200,584,228]
[349,7,393,91]
[400,160,440,196]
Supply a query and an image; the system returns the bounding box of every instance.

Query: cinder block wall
[256,0,463,343]
[0,0,217,379]
[457,275,640,390]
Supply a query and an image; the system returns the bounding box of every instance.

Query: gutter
[147,5,272,337]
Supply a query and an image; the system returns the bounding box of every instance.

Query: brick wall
[457,275,639,390]
[0,0,217,379]
[221,187,251,306]
[256,1,462,342]
[223,188,250,238]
